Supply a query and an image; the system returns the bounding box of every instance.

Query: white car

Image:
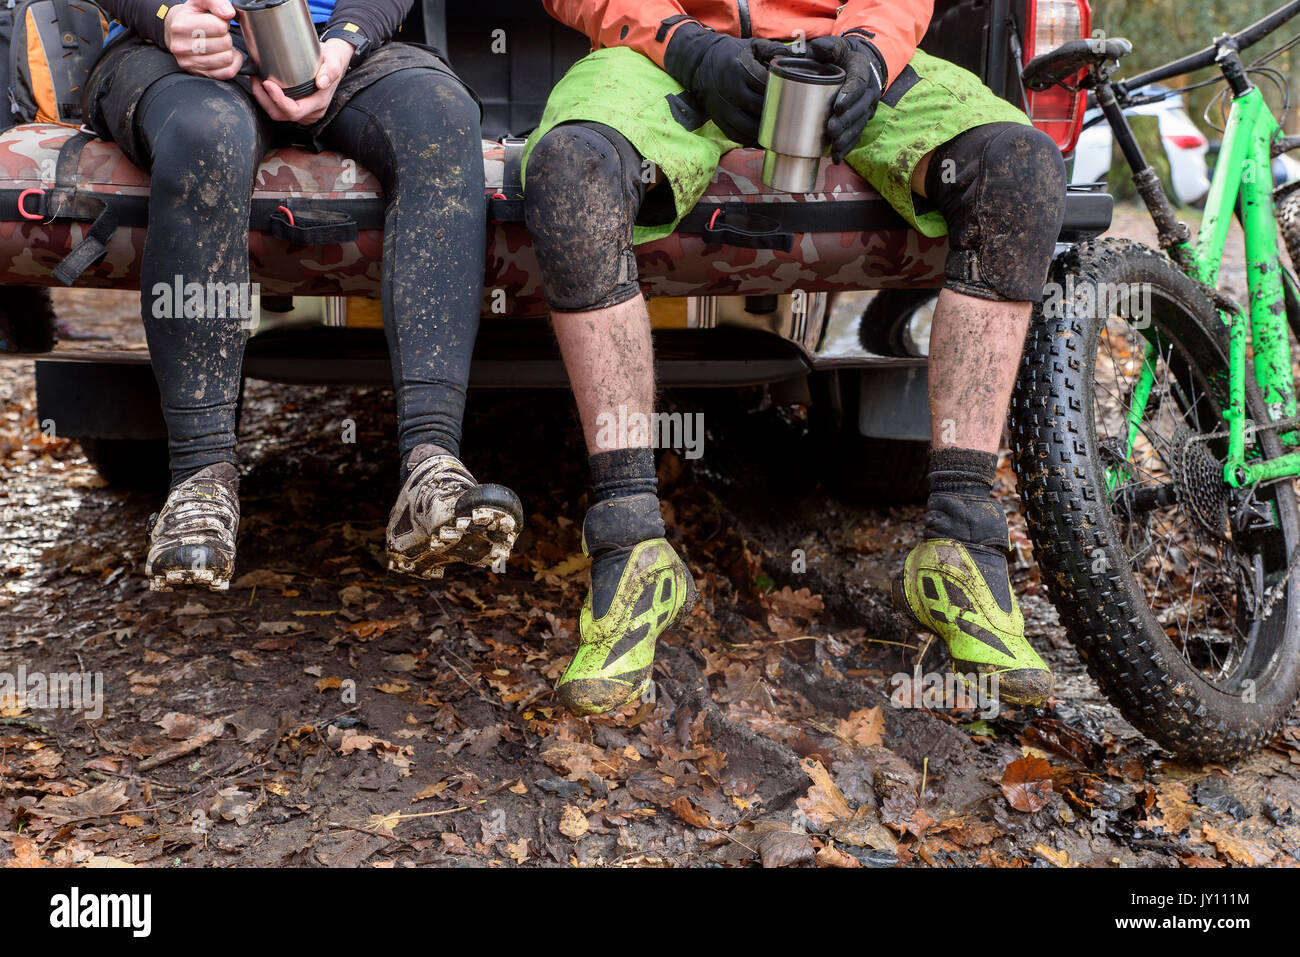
[1070,84,1211,207]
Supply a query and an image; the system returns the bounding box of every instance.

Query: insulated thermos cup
[234,0,323,100]
[758,57,847,193]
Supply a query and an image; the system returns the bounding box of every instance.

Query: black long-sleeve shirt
[98,0,413,58]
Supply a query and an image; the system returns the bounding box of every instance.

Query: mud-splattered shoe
[386,448,522,579]
[146,463,240,592]
[892,538,1053,706]
[557,494,697,716]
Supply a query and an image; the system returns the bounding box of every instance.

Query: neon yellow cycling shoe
[557,495,696,716]
[893,538,1052,706]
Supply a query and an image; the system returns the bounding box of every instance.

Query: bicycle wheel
[1012,238,1300,761]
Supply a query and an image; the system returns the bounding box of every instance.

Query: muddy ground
[2,205,1299,868]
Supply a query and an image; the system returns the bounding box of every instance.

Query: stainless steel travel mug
[758,57,846,193]
[234,0,322,100]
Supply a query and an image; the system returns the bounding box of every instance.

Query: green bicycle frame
[1120,78,1299,488]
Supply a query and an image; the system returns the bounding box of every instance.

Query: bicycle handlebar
[1116,0,1300,94]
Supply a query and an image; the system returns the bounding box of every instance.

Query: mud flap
[853,366,930,442]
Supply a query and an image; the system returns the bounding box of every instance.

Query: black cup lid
[769,57,846,84]
[234,0,292,10]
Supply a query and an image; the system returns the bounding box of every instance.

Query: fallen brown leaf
[758,826,815,868]
[1200,824,1275,867]
[440,832,470,855]
[670,795,715,829]
[138,716,225,771]
[559,805,589,840]
[815,843,863,868]
[1032,842,1071,867]
[1149,781,1194,833]
[1001,756,1053,813]
[33,781,129,824]
[797,757,853,829]
[506,838,531,864]
[838,708,885,749]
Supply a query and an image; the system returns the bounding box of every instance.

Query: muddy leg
[552,296,655,456]
[927,292,1031,452]
[910,147,1034,453]
[135,75,266,485]
[318,68,486,473]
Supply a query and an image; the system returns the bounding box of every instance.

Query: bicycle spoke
[1091,310,1259,683]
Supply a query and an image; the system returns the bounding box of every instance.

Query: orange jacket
[542,0,933,87]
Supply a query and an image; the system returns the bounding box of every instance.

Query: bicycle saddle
[1022,37,1133,91]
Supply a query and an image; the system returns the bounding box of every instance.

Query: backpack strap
[52,0,80,48]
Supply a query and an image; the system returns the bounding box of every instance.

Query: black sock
[925,447,1012,610]
[925,447,1007,549]
[584,492,666,617]
[589,448,657,503]
[929,447,997,497]
[586,449,660,620]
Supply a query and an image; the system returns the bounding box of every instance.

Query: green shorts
[522,46,1031,243]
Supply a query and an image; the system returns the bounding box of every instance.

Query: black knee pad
[925,122,1066,303]
[524,122,647,312]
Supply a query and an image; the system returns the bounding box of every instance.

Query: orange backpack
[8,0,109,126]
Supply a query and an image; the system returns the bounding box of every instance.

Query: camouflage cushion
[0,123,945,313]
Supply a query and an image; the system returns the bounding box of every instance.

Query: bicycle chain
[1183,413,1300,444]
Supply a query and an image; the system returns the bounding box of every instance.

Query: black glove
[807,34,887,163]
[663,21,790,146]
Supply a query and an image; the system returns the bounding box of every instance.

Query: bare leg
[551,294,655,456]
[928,292,1031,453]
[911,150,1031,454]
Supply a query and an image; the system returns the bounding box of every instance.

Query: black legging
[132,65,485,485]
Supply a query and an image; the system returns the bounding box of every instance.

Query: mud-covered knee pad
[925,122,1066,303]
[524,122,647,312]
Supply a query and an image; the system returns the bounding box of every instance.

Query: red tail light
[1164,133,1207,150]
[1023,0,1091,154]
